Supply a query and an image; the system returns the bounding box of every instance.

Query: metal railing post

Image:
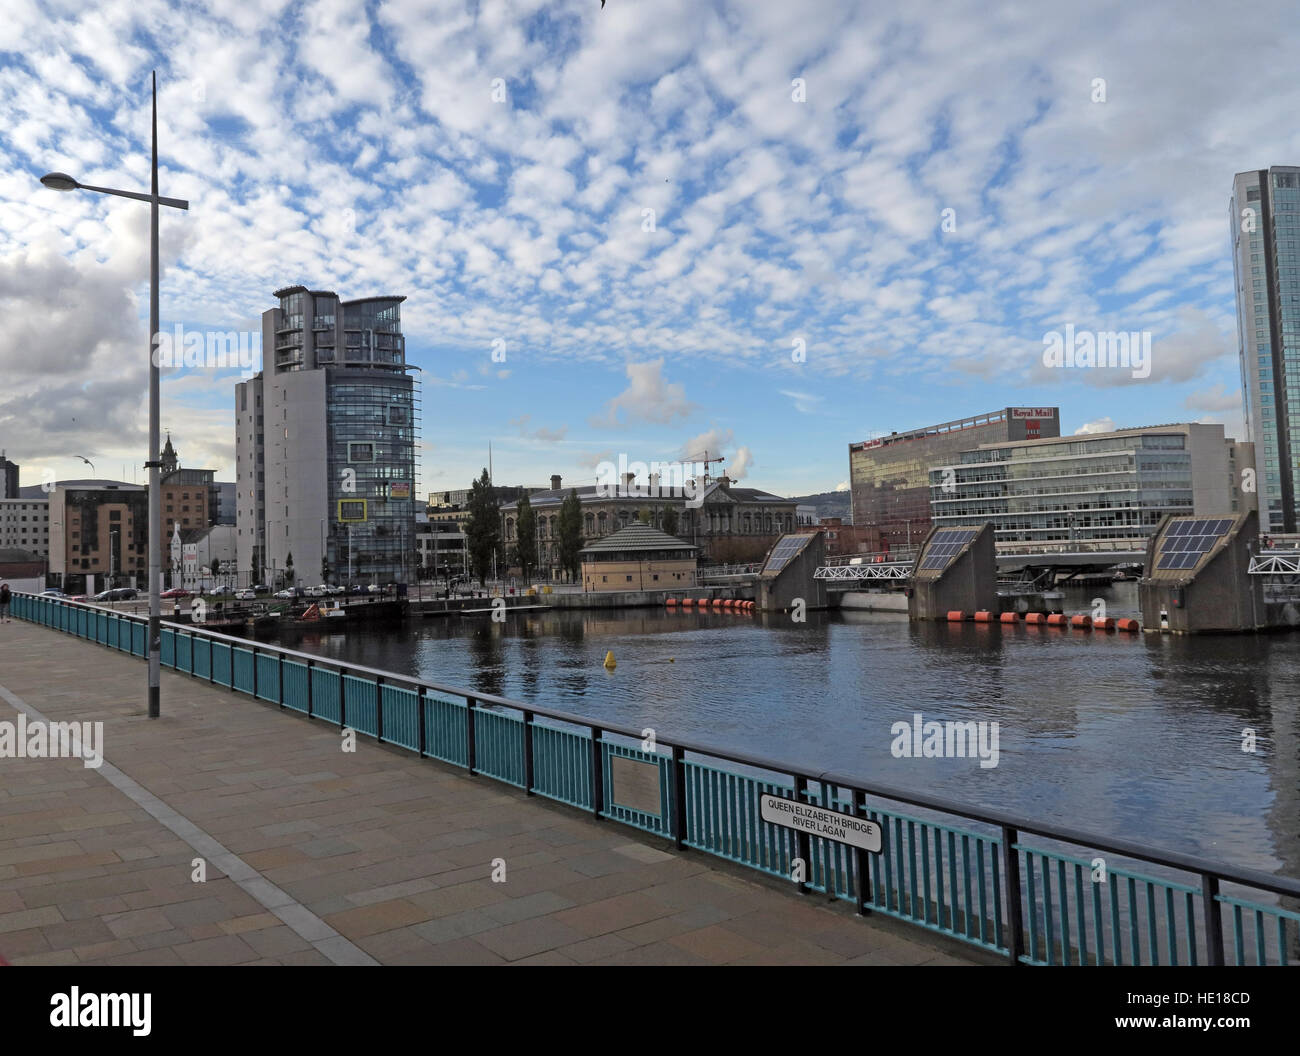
[1002,825,1024,965]
[794,776,811,895]
[591,727,604,819]
[854,789,872,916]
[416,687,426,759]
[671,745,687,850]
[465,696,477,774]
[522,710,534,794]
[1201,873,1225,966]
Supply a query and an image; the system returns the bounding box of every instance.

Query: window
[348,442,375,462]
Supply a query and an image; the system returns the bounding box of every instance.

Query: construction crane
[681,449,726,490]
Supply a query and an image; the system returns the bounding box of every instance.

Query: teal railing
[10,591,1300,966]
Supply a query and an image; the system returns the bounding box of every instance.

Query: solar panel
[919,528,978,571]
[1155,517,1237,574]
[764,534,816,572]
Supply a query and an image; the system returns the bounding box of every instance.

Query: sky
[1,0,1296,500]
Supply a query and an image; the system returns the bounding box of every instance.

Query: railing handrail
[15,590,1300,905]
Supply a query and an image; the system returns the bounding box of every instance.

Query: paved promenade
[0,619,978,966]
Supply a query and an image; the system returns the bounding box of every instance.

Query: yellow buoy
[603,650,617,670]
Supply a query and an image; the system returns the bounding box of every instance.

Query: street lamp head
[40,172,80,192]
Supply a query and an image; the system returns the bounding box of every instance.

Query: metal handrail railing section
[11,591,1299,966]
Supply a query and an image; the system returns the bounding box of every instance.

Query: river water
[284,583,1300,879]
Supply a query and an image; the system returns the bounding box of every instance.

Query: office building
[1231,167,1300,532]
[849,408,1061,549]
[927,423,1255,544]
[0,496,49,557]
[236,286,419,587]
[1,451,18,499]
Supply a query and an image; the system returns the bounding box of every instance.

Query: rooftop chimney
[551,474,561,491]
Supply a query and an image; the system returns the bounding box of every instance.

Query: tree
[464,468,500,586]
[514,494,537,583]
[637,507,650,524]
[662,505,679,536]
[321,555,330,583]
[284,551,295,584]
[557,488,584,582]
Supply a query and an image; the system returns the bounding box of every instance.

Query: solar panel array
[1155,518,1235,572]
[764,534,815,572]
[919,529,978,571]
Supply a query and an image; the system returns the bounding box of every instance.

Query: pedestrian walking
[0,582,10,622]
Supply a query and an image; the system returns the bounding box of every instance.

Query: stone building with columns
[499,473,799,576]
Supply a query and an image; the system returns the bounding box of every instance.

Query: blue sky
[2,0,1296,498]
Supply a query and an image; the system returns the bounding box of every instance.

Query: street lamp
[41,72,188,719]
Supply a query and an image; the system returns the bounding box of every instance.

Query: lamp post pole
[41,71,188,718]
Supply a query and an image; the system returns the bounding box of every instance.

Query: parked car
[234,588,256,601]
[273,587,300,599]
[93,587,138,602]
[366,583,382,594]
[307,584,330,597]
[40,589,68,598]
[209,585,232,597]
[66,594,87,602]
[328,585,346,595]
[347,584,363,595]
[252,584,269,594]
[160,587,191,599]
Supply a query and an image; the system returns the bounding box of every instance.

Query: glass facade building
[927,424,1252,544]
[1231,167,1300,533]
[848,408,1060,549]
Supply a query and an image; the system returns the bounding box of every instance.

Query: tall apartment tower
[1230,167,1300,533]
[235,286,419,587]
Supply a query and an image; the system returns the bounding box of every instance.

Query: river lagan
[283,583,1300,880]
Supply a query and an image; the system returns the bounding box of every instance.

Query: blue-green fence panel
[232,647,255,694]
[95,611,108,644]
[211,641,232,686]
[77,607,88,638]
[381,685,420,751]
[1220,895,1300,966]
[342,675,378,736]
[176,633,193,673]
[683,762,796,881]
[473,708,525,787]
[530,723,592,809]
[192,637,211,680]
[310,667,342,723]
[282,661,310,714]
[160,628,175,667]
[854,806,1003,953]
[423,693,467,766]
[602,743,672,836]
[255,653,280,703]
[132,621,146,657]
